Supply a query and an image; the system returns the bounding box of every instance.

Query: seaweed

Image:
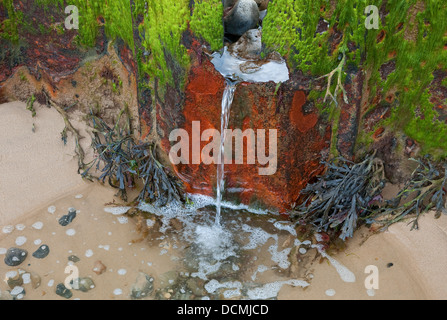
[369,157,447,231]
[81,107,184,206]
[292,153,386,241]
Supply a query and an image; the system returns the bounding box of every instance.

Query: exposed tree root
[47,98,86,173]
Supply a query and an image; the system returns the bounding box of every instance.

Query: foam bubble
[2,225,14,234]
[117,216,128,224]
[117,269,127,275]
[15,236,27,246]
[48,206,56,214]
[32,222,43,230]
[325,289,336,297]
[204,279,242,294]
[315,245,356,283]
[66,229,76,236]
[113,288,123,295]
[104,207,132,215]
[0,248,7,254]
[85,249,94,258]
[247,280,309,300]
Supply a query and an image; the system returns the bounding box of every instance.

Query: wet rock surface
[32,244,50,259]
[130,272,154,300]
[58,208,77,227]
[55,283,73,299]
[224,0,260,36]
[4,248,28,267]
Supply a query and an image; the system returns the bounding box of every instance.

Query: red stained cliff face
[156,54,331,213]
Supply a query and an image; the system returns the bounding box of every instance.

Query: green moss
[138,0,190,90]
[1,0,23,43]
[190,0,224,51]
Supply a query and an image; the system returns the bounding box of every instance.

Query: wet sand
[1,101,447,300]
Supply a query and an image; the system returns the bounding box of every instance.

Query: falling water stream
[215,79,238,226]
[211,45,290,226]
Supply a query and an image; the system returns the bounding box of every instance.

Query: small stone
[4,248,28,267]
[6,270,23,289]
[72,277,95,292]
[229,29,262,60]
[92,260,107,275]
[55,283,72,299]
[30,272,41,289]
[163,292,171,299]
[131,272,154,300]
[387,262,394,268]
[58,208,77,226]
[224,0,260,36]
[68,255,80,263]
[32,244,50,259]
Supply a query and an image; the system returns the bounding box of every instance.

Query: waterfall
[215,79,238,226]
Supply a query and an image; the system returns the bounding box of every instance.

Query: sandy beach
[1,100,447,300]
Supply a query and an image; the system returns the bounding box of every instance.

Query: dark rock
[58,208,77,226]
[4,248,28,267]
[68,255,80,263]
[55,283,72,299]
[131,272,154,300]
[224,0,260,37]
[32,244,50,259]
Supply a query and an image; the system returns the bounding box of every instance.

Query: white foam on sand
[246,280,310,300]
[104,207,132,216]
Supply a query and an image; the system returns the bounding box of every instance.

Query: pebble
[32,244,50,259]
[131,272,154,300]
[4,248,28,267]
[55,283,73,299]
[72,277,95,292]
[30,272,41,289]
[58,208,77,226]
[6,271,23,289]
[68,255,80,263]
[93,260,107,275]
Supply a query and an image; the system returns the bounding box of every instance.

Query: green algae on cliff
[0,0,23,43]
[190,0,224,51]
